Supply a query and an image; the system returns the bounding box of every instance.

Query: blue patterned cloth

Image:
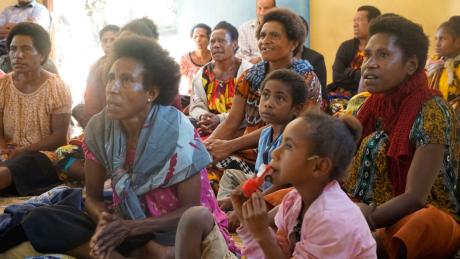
[245,59,314,93]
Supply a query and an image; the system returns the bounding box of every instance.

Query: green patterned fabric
[346,96,460,221]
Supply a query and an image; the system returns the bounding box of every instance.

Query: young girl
[427,18,460,113]
[175,111,377,258]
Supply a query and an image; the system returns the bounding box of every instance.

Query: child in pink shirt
[175,111,376,258]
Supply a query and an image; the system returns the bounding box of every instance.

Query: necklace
[213,59,240,81]
[291,201,305,243]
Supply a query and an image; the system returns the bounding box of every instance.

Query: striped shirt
[236,19,260,62]
[0,0,50,32]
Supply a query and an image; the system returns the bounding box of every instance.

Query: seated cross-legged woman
[189,21,252,136]
[345,14,460,258]
[14,36,236,259]
[205,8,322,186]
[0,22,72,196]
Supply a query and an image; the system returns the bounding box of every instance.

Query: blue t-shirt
[255,126,283,190]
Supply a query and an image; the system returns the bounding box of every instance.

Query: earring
[147,98,153,102]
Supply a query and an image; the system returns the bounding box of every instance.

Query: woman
[0,22,72,195]
[73,24,120,128]
[180,23,212,95]
[0,53,58,74]
[328,6,381,114]
[344,14,460,258]
[18,36,235,259]
[206,8,321,167]
[82,17,167,127]
[189,21,252,136]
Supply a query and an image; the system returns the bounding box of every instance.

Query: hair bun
[339,114,363,142]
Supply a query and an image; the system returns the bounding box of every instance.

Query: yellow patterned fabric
[427,55,460,103]
[344,91,371,116]
[345,96,460,221]
[0,73,72,148]
[202,64,236,114]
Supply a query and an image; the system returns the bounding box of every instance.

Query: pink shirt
[238,181,376,258]
[180,52,209,95]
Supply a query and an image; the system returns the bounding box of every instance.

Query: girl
[176,111,377,258]
[427,17,460,114]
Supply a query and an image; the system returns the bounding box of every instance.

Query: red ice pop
[241,165,272,197]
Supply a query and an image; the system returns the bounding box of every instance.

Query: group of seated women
[0,5,459,259]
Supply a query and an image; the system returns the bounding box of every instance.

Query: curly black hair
[109,36,180,105]
[261,68,308,107]
[121,17,159,40]
[213,21,238,42]
[6,22,51,65]
[369,13,428,72]
[298,15,309,37]
[256,8,306,56]
[299,111,362,180]
[189,23,212,39]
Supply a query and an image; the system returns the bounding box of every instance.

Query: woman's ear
[291,42,299,53]
[292,103,304,117]
[232,41,239,52]
[147,87,160,103]
[406,55,419,76]
[39,53,45,64]
[454,38,460,50]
